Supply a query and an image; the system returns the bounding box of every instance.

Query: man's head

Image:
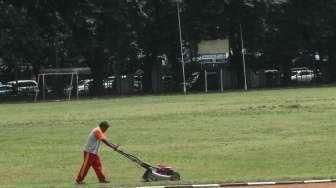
[99,121,110,132]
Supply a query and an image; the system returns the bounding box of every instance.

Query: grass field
[1,87,336,187]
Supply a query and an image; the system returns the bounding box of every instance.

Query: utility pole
[240,24,248,91]
[175,0,187,95]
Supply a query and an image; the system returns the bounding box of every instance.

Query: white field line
[193,184,220,187]
[136,179,336,188]
[304,179,332,183]
[247,182,276,185]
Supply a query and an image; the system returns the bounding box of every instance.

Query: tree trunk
[168,50,179,92]
[280,55,292,86]
[90,47,105,96]
[143,55,154,93]
[229,29,243,89]
[327,49,336,82]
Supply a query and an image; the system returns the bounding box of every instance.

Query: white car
[63,79,93,95]
[7,80,39,95]
[103,76,115,89]
[78,79,93,93]
[291,69,315,82]
[0,84,13,96]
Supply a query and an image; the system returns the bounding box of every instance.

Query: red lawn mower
[114,148,181,182]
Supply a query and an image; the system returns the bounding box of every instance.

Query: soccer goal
[36,68,91,101]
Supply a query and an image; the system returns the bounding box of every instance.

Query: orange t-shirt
[94,127,107,141]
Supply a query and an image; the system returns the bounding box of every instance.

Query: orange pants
[76,151,106,182]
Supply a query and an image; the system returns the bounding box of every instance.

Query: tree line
[1,0,336,94]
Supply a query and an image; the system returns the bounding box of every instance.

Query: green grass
[1,87,336,187]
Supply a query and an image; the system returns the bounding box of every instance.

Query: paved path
[220,182,336,188]
[137,181,336,188]
[240,183,336,188]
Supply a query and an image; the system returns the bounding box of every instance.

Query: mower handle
[114,148,152,169]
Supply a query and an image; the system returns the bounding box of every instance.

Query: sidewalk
[137,179,336,188]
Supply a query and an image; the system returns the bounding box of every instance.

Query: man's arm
[102,139,119,150]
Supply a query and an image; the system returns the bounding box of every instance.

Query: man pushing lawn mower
[75,121,119,184]
[76,121,180,185]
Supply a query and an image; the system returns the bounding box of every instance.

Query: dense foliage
[1,0,336,93]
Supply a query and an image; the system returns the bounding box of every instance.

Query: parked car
[64,77,117,95]
[63,79,93,95]
[78,79,93,93]
[179,72,200,90]
[7,80,39,96]
[133,75,143,91]
[103,76,116,89]
[0,84,13,96]
[290,67,315,83]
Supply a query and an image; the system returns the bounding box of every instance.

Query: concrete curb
[136,179,336,188]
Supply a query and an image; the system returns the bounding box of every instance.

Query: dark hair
[99,121,110,129]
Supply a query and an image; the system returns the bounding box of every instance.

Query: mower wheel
[169,171,181,181]
[142,170,157,182]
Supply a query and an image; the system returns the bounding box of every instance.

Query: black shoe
[75,180,85,185]
[99,180,110,183]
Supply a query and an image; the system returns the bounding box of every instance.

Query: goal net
[36,68,91,101]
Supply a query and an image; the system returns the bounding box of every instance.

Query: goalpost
[36,72,79,101]
[35,67,90,101]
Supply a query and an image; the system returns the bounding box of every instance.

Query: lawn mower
[114,148,181,182]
